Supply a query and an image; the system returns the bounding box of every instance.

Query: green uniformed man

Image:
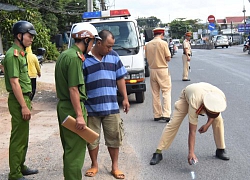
[55,22,101,180]
[3,21,38,180]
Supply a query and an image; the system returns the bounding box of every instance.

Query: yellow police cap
[185,32,192,37]
[203,92,227,113]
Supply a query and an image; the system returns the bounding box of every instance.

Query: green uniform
[3,43,32,180]
[55,45,87,180]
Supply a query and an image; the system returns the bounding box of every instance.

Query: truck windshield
[93,21,139,49]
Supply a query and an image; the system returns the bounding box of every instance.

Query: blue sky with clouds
[105,0,250,23]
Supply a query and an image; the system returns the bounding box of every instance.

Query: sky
[105,0,250,23]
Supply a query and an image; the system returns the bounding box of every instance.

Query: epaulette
[14,49,19,57]
[77,51,85,62]
[20,51,25,57]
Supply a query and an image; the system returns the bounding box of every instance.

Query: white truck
[68,9,147,103]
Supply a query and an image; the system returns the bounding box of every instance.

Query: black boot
[22,168,39,176]
[150,153,163,165]
[216,149,230,160]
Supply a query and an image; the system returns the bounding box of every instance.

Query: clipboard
[61,115,99,143]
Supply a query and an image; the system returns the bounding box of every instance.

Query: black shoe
[22,168,39,176]
[216,149,230,160]
[182,79,190,81]
[9,177,28,180]
[162,117,170,123]
[150,153,163,165]
[18,177,28,180]
[154,117,162,121]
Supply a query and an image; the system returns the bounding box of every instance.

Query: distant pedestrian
[26,46,41,101]
[2,20,39,180]
[55,22,101,180]
[149,82,230,166]
[83,30,129,179]
[182,32,192,81]
[145,28,172,122]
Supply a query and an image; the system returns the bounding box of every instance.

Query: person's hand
[122,99,130,114]
[188,153,198,165]
[198,124,209,134]
[38,73,41,77]
[21,106,31,121]
[75,116,86,130]
[187,56,191,61]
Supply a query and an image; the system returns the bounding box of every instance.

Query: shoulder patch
[14,49,19,57]
[77,51,85,62]
[20,51,25,57]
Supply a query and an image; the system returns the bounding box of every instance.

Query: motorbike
[0,53,5,75]
[243,41,249,52]
[169,44,175,57]
[36,48,46,67]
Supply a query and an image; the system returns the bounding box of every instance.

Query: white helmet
[71,22,101,40]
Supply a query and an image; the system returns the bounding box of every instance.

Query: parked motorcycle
[37,48,46,67]
[243,41,249,52]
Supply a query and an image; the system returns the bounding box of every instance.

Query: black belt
[183,53,191,56]
[60,99,85,103]
[23,92,32,96]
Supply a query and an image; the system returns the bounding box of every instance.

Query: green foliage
[0,0,99,60]
[0,7,59,60]
[137,16,161,28]
[169,18,205,39]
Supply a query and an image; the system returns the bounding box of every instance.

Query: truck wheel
[145,66,150,77]
[135,92,145,103]
[145,59,150,77]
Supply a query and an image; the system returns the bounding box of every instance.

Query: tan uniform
[157,82,226,150]
[182,39,192,80]
[145,37,172,118]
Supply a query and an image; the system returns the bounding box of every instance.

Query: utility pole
[100,0,106,11]
[243,5,246,34]
[87,0,93,12]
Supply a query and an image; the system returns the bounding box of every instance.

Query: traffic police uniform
[157,82,227,151]
[145,28,172,119]
[3,43,32,180]
[182,32,192,81]
[55,44,87,180]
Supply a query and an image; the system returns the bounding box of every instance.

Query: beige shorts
[87,114,124,150]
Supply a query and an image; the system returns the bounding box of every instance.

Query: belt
[10,92,32,96]
[60,99,85,103]
[183,53,191,56]
[23,92,32,96]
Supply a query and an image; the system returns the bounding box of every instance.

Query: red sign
[208,15,215,23]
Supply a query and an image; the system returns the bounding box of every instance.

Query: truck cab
[68,9,146,103]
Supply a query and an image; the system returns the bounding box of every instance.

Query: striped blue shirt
[83,50,127,116]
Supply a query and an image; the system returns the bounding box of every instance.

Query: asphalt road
[120,45,250,180]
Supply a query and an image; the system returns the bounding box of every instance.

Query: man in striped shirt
[83,30,130,179]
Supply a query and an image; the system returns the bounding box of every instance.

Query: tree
[0,0,99,60]
[169,18,204,39]
[137,16,161,28]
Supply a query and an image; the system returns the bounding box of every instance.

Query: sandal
[111,170,125,179]
[85,167,98,177]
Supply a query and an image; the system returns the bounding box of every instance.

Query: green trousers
[57,100,87,180]
[8,93,31,180]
